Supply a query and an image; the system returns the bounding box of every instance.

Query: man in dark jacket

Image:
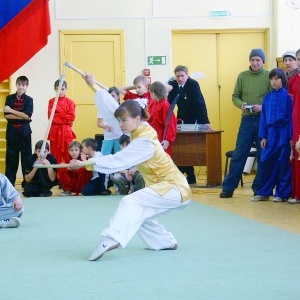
[168,65,211,184]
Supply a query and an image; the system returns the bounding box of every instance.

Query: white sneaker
[251,195,269,202]
[60,191,72,196]
[288,198,300,204]
[273,197,284,203]
[89,237,119,261]
[0,217,21,228]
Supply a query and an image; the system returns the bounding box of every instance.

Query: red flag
[0,0,51,83]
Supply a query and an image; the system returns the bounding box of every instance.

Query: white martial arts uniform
[89,122,192,250]
[94,89,123,141]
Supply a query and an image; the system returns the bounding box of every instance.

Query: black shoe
[100,190,111,196]
[39,191,53,197]
[219,190,233,198]
[187,177,196,184]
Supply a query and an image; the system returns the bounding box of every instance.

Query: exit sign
[210,10,231,18]
[147,56,166,65]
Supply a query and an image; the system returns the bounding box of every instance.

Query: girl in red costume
[48,80,76,164]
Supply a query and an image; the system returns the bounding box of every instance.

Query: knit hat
[282,50,296,61]
[249,48,266,63]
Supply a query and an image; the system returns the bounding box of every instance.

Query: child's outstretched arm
[117,85,135,95]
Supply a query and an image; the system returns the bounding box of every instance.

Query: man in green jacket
[220,48,272,198]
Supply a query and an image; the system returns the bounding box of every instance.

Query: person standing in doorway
[48,79,76,165]
[4,76,33,187]
[219,49,272,198]
[167,65,212,184]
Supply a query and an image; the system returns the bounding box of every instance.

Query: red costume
[59,156,92,195]
[123,91,155,121]
[288,73,300,199]
[149,99,177,156]
[123,91,177,156]
[48,96,76,163]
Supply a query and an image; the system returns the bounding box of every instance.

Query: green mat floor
[1,195,300,300]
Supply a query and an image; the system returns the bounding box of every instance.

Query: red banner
[0,0,51,83]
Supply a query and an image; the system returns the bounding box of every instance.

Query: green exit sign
[210,10,231,18]
[147,56,166,65]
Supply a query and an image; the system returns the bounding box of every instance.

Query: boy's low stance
[110,135,145,194]
[81,138,110,196]
[23,141,58,197]
[0,173,24,228]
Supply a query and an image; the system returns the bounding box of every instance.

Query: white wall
[9,0,300,155]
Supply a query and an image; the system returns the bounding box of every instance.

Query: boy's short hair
[54,79,67,88]
[133,75,150,86]
[119,134,130,145]
[35,140,50,151]
[269,68,287,88]
[174,65,188,74]
[149,81,167,100]
[108,86,120,96]
[81,138,98,151]
[16,76,29,85]
[68,140,82,150]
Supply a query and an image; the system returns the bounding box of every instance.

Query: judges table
[172,130,223,187]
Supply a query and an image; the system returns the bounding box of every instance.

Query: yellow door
[172,30,267,172]
[218,32,266,153]
[59,31,125,142]
[172,32,219,128]
[0,80,10,173]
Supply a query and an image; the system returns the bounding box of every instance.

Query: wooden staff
[34,160,95,170]
[63,62,109,91]
[40,72,66,157]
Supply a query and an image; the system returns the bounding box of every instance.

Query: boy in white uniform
[0,173,24,228]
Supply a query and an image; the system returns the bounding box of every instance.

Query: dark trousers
[82,174,106,196]
[23,170,57,197]
[5,133,32,186]
[178,166,196,184]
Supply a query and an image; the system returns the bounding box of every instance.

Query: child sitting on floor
[23,140,58,197]
[81,138,111,196]
[0,173,23,228]
[110,134,145,194]
[59,141,92,196]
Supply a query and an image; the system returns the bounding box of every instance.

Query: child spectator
[251,68,293,202]
[108,87,120,104]
[97,86,122,156]
[119,75,156,124]
[48,79,76,164]
[149,81,177,157]
[4,76,33,187]
[110,134,145,194]
[23,140,58,197]
[119,76,173,146]
[0,173,23,228]
[96,86,123,189]
[81,138,111,196]
[59,141,92,196]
